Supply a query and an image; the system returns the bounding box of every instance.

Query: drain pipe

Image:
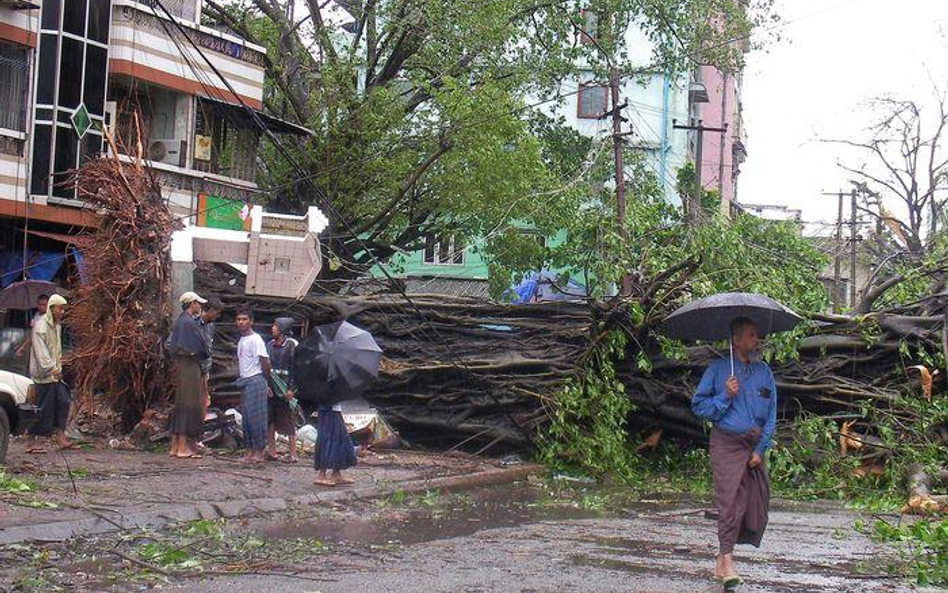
[660,72,671,201]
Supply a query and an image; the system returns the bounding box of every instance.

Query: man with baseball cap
[166,291,210,458]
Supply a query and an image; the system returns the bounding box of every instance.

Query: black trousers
[28,382,71,436]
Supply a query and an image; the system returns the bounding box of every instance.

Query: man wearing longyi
[692,316,776,587]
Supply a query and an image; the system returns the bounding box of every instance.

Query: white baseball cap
[179,291,208,305]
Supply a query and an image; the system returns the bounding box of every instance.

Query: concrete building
[694,65,748,216]
[0,0,307,287]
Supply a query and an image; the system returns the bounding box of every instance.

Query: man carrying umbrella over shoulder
[692,316,776,586]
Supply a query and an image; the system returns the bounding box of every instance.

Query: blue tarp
[69,245,86,285]
[0,250,65,287]
[508,270,587,304]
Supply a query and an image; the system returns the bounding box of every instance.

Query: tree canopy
[203,0,771,279]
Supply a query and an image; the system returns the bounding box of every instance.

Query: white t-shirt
[237,332,269,378]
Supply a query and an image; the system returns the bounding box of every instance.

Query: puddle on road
[253,481,663,547]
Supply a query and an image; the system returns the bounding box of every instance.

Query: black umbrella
[0,280,64,310]
[658,292,803,374]
[292,321,382,407]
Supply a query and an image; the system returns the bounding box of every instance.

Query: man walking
[235,308,271,464]
[692,317,776,587]
[27,294,72,452]
[167,292,210,459]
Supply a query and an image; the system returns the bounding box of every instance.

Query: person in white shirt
[234,308,271,463]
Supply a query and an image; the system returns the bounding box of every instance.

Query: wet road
[166,484,934,593]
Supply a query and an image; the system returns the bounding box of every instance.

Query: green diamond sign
[71,104,92,139]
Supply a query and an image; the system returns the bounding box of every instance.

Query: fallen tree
[195,265,946,456]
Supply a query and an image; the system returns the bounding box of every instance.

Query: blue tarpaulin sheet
[508,270,586,304]
[0,250,65,287]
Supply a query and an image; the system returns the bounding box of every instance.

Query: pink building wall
[697,65,745,215]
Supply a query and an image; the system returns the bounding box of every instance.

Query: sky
[739,0,948,234]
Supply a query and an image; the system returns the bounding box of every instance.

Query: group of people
[15,286,775,579]
[166,291,356,485]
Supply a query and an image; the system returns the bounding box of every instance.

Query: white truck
[0,327,39,463]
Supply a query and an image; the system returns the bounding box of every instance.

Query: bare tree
[825,87,948,312]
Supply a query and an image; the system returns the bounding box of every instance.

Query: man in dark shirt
[266,317,299,462]
[198,298,224,420]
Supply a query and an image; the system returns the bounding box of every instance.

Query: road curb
[0,463,543,545]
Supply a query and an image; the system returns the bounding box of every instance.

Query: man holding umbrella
[661,293,799,587]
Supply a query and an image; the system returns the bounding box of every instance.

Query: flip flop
[26,447,47,455]
[176,452,203,459]
[313,479,336,487]
[722,575,743,589]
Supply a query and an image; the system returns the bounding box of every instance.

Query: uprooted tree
[66,136,180,426]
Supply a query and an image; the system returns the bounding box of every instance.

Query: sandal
[313,478,336,487]
[176,452,203,459]
[721,575,743,589]
[26,447,47,455]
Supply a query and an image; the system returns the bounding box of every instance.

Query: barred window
[423,234,465,265]
[0,43,29,133]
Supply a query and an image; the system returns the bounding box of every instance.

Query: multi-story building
[0,0,307,286]
[693,64,748,216]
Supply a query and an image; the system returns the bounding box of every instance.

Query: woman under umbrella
[293,320,382,487]
[314,403,357,486]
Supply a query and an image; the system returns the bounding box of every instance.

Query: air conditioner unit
[148,139,188,167]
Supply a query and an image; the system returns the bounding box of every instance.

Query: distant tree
[826,88,948,312]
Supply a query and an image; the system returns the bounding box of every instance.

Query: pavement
[163,485,940,593]
[0,437,538,545]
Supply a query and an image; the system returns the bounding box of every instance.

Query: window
[29,124,52,195]
[423,234,465,265]
[577,83,608,119]
[0,43,29,133]
[58,37,84,109]
[63,0,88,37]
[580,9,598,44]
[87,0,112,44]
[520,230,546,248]
[193,99,259,181]
[36,34,58,105]
[31,0,111,202]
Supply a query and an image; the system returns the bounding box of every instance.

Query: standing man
[15,293,50,366]
[691,317,776,587]
[266,317,299,462]
[235,308,271,464]
[198,298,224,420]
[167,292,210,459]
[27,294,72,452]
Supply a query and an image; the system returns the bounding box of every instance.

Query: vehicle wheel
[0,406,10,465]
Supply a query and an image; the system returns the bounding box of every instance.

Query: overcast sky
[739,0,948,234]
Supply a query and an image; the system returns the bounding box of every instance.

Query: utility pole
[850,188,858,309]
[821,191,846,312]
[604,66,632,296]
[673,119,727,227]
